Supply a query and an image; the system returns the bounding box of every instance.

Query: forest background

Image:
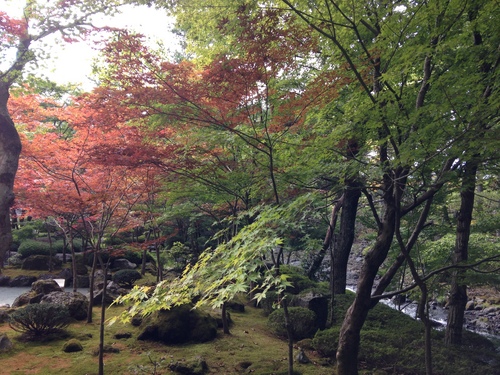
[0,1,499,375]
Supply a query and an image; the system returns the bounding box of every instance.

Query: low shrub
[9,303,71,338]
[113,269,142,288]
[267,306,318,340]
[312,327,340,357]
[17,240,51,258]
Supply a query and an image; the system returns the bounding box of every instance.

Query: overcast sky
[1,1,179,90]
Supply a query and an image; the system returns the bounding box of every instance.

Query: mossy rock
[138,304,217,345]
[268,306,318,340]
[62,339,83,353]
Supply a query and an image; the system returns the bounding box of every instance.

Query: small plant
[9,303,71,338]
[113,269,142,288]
[268,306,318,340]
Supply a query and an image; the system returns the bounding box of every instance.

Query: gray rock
[112,258,137,271]
[0,334,13,352]
[31,279,63,295]
[0,275,11,286]
[9,275,37,287]
[12,291,43,307]
[41,291,89,320]
[92,281,128,305]
[296,348,310,364]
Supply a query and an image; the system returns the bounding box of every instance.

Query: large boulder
[112,258,137,271]
[9,275,37,287]
[291,291,328,330]
[41,291,89,320]
[138,304,218,345]
[21,255,62,271]
[31,279,63,295]
[11,279,63,308]
[12,290,44,308]
[92,281,128,305]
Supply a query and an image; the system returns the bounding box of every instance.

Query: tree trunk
[87,250,98,323]
[333,180,361,293]
[336,200,396,375]
[445,160,478,345]
[0,83,22,270]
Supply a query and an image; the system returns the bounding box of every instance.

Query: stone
[0,275,11,286]
[62,339,83,353]
[296,348,310,364]
[291,291,328,330]
[9,275,37,287]
[0,334,13,352]
[41,291,89,320]
[31,279,63,295]
[12,291,44,308]
[114,331,132,339]
[138,304,217,345]
[111,258,137,271]
[21,255,62,271]
[466,300,475,311]
[92,281,128,305]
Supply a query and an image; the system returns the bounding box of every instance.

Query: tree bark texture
[333,180,361,293]
[0,83,22,270]
[445,160,478,345]
[336,203,396,375]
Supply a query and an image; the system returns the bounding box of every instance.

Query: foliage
[13,222,40,242]
[17,239,52,258]
[113,269,142,288]
[9,303,71,338]
[268,306,318,341]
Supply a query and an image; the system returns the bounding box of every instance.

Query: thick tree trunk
[333,180,361,293]
[0,83,22,270]
[445,160,478,345]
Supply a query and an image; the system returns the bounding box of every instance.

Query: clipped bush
[267,306,318,340]
[17,240,51,258]
[112,269,142,288]
[9,303,71,337]
[62,339,83,353]
[312,327,340,357]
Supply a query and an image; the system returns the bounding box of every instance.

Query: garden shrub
[17,240,51,258]
[312,327,340,357]
[9,303,71,337]
[113,269,142,288]
[267,306,318,340]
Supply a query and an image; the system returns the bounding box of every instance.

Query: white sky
[1,1,179,91]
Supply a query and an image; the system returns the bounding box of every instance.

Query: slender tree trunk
[282,299,294,375]
[445,160,478,345]
[333,180,361,293]
[70,229,78,292]
[98,254,108,375]
[0,83,22,270]
[307,195,342,279]
[87,249,98,323]
[221,302,230,334]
